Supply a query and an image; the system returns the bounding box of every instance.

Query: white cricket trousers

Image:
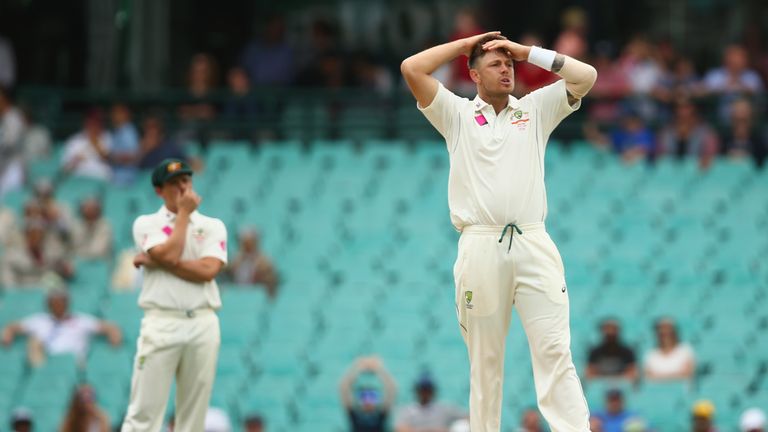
[454,223,589,432]
[122,309,220,432]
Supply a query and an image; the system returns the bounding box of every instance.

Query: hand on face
[177,188,201,214]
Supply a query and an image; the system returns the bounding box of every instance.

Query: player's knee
[535,335,571,360]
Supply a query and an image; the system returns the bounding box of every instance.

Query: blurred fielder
[122,159,228,432]
[401,32,597,431]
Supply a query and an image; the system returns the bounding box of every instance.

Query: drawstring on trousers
[498,223,523,252]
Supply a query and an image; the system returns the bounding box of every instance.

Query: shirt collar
[472,94,520,113]
[159,205,198,223]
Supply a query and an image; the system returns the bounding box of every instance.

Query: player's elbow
[585,64,598,89]
[400,58,417,78]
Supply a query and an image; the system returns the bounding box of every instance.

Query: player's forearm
[166,258,221,283]
[148,212,191,266]
[401,39,466,77]
[527,46,597,99]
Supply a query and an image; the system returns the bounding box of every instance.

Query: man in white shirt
[60,111,113,181]
[401,32,597,432]
[0,289,122,364]
[122,158,228,432]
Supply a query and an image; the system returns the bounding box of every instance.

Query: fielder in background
[401,32,597,432]
[122,158,228,432]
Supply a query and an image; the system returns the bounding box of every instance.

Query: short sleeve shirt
[418,80,579,229]
[644,343,695,377]
[133,206,228,310]
[588,342,637,376]
[394,403,465,429]
[19,313,100,360]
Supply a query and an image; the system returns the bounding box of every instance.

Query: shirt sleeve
[417,82,464,152]
[19,314,44,335]
[201,219,228,264]
[133,216,167,253]
[76,314,101,334]
[528,79,580,139]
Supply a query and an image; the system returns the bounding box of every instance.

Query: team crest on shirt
[511,110,530,130]
[193,227,206,242]
[465,291,473,309]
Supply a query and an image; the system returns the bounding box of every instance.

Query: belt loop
[185,310,196,318]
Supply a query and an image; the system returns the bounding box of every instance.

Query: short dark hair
[467,34,510,69]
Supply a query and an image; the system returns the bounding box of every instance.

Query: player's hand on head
[177,188,202,214]
[482,39,530,61]
[461,31,501,56]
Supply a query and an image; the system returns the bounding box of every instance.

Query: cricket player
[122,158,228,432]
[401,32,597,432]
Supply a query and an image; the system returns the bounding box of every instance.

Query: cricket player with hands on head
[122,158,228,432]
[401,32,597,432]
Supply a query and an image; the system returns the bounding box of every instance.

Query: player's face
[156,175,192,209]
[471,50,515,96]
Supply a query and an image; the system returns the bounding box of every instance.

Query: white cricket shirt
[133,206,228,311]
[419,79,579,230]
[20,312,100,361]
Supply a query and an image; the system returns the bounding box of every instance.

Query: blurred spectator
[70,197,113,260]
[585,107,654,164]
[513,33,558,98]
[60,384,111,432]
[296,20,349,88]
[448,8,485,96]
[0,205,16,246]
[350,52,394,94]
[178,53,218,122]
[720,98,767,168]
[740,408,766,432]
[0,217,73,287]
[109,103,140,186]
[449,419,470,432]
[20,105,52,162]
[703,44,764,121]
[656,98,719,169]
[586,319,637,380]
[111,248,142,291]
[340,356,397,432]
[0,85,25,196]
[586,41,630,123]
[242,15,294,86]
[691,400,717,432]
[138,115,188,170]
[653,57,702,110]
[9,407,33,432]
[0,289,122,364]
[205,407,233,432]
[31,178,75,246]
[554,7,589,60]
[243,415,264,432]
[223,67,258,122]
[0,35,15,87]
[593,389,643,432]
[394,373,466,432]
[589,416,604,432]
[61,110,113,181]
[515,407,543,432]
[229,228,279,297]
[177,53,218,148]
[643,318,695,381]
[619,36,663,96]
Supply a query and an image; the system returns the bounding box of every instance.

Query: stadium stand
[1,140,767,431]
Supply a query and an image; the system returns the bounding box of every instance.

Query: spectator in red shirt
[448,8,485,96]
[512,33,558,98]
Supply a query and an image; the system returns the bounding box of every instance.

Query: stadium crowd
[1,5,768,432]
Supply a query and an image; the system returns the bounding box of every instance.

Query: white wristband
[527,46,557,71]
